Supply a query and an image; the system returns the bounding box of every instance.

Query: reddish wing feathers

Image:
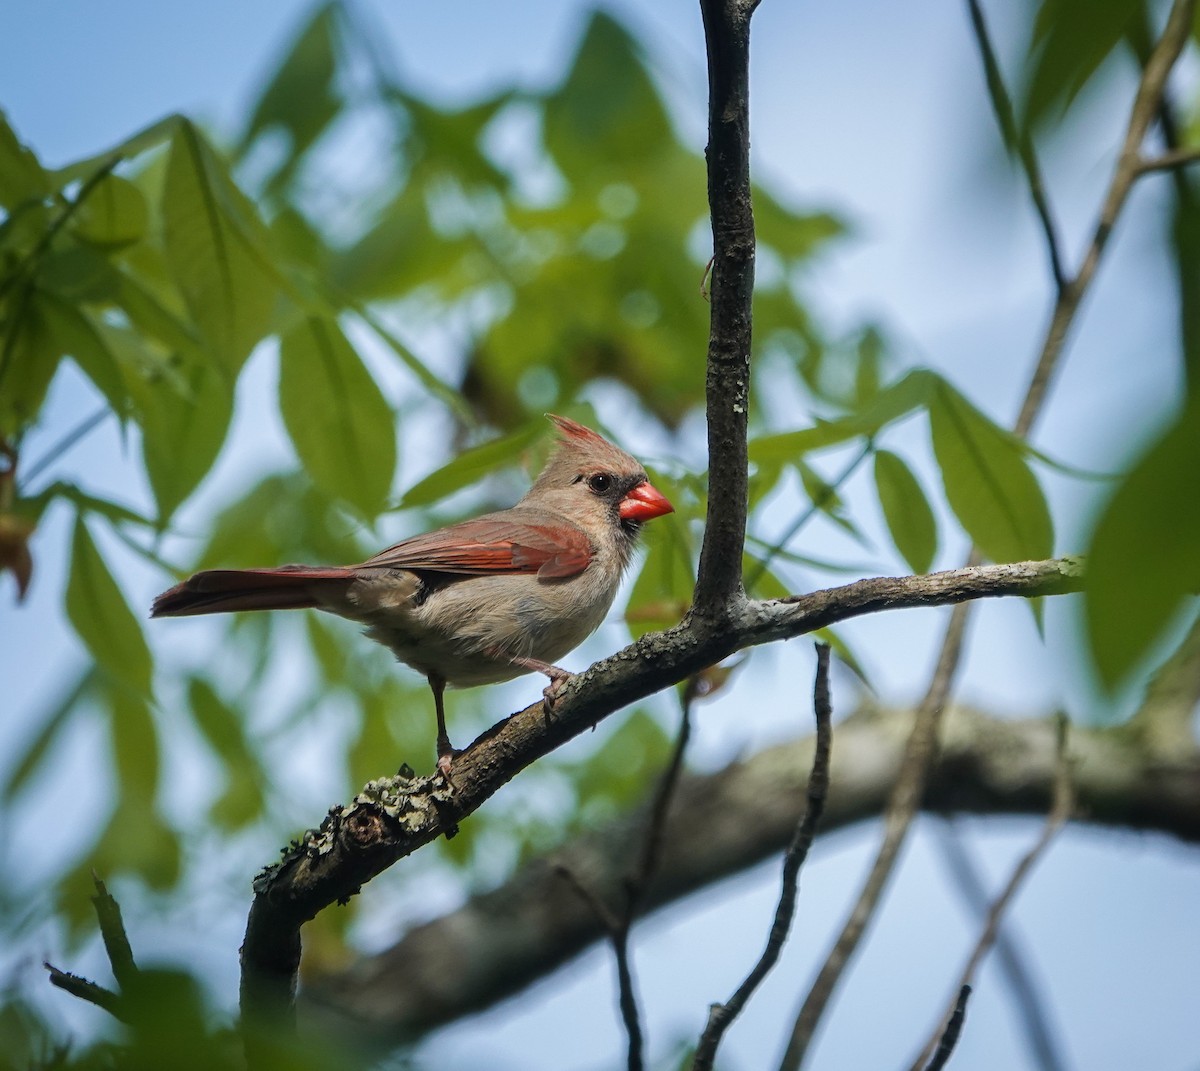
[361,516,593,579]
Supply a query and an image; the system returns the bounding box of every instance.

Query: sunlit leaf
[625,507,695,639]
[238,2,342,196]
[2,670,91,802]
[928,381,1052,564]
[1022,0,1141,127]
[874,449,937,574]
[278,315,397,517]
[543,12,673,181]
[750,369,939,463]
[70,173,148,248]
[0,111,49,208]
[188,677,266,828]
[38,291,129,418]
[398,421,543,508]
[1085,406,1200,689]
[66,517,153,696]
[162,120,277,374]
[0,286,60,437]
[119,329,234,525]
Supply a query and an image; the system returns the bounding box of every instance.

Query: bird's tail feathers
[150,566,355,618]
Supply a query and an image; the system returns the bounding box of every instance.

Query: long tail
[150,565,356,617]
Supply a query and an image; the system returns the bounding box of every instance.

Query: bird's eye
[587,473,613,494]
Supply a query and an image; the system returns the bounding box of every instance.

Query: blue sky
[2,3,1198,1070]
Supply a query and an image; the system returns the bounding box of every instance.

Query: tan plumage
[151,415,673,769]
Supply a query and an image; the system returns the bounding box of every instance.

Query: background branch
[778,4,1197,1064]
[909,717,1075,1071]
[303,689,1199,1039]
[691,644,833,1071]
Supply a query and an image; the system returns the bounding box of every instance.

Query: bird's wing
[361,514,593,579]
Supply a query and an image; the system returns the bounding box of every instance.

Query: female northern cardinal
[152,415,673,771]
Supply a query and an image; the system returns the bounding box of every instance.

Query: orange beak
[619,481,674,522]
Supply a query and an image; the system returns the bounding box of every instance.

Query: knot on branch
[252,771,458,900]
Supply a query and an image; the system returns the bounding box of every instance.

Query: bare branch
[691,644,833,1071]
[1135,145,1200,176]
[909,717,1075,1071]
[1017,0,1197,438]
[91,874,138,991]
[694,0,758,613]
[924,986,972,1071]
[44,964,126,1023]
[778,5,1197,1064]
[242,557,1084,1039]
[964,0,1066,293]
[302,695,1200,1038]
[555,692,695,1071]
[931,823,1071,1071]
[779,572,977,1070]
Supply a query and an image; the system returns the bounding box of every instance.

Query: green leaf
[70,173,148,248]
[66,517,153,696]
[1022,0,1141,128]
[398,421,543,508]
[1085,407,1200,689]
[2,670,92,802]
[750,369,939,463]
[108,676,159,798]
[874,450,937,574]
[0,286,60,437]
[755,187,844,261]
[162,120,277,375]
[38,292,129,418]
[625,505,695,639]
[543,11,674,180]
[49,113,180,189]
[278,315,397,517]
[238,3,342,196]
[187,678,265,829]
[113,325,234,524]
[0,110,49,207]
[929,382,1053,564]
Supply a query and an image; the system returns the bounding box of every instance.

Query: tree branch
[930,823,1070,1071]
[908,716,1074,1071]
[923,986,972,1071]
[301,696,1200,1039]
[965,0,1066,294]
[778,5,1197,1064]
[691,644,833,1071]
[240,558,1083,1039]
[694,0,757,613]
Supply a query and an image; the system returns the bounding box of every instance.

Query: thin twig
[777,6,1196,1065]
[909,716,1074,1071]
[44,964,127,1022]
[555,693,694,1071]
[20,405,111,489]
[1135,145,1200,175]
[91,873,139,991]
[924,985,972,1071]
[691,643,833,1071]
[931,822,1070,1071]
[746,440,873,593]
[1015,0,1196,438]
[965,0,1066,293]
[779,590,974,1070]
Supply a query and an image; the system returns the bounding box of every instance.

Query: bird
[151,415,674,773]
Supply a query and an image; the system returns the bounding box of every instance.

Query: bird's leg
[428,674,457,777]
[507,655,575,713]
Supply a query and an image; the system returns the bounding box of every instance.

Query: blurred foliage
[1,0,1198,1063]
